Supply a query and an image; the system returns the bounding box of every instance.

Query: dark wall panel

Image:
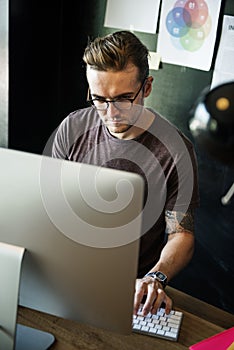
[9,0,95,154]
[9,0,61,153]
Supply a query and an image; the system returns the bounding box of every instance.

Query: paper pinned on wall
[211,15,234,89]
[157,0,222,71]
[148,52,161,70]
[104,0,161,34]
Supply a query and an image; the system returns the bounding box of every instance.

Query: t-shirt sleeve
[52,117,71,159]
[165,138,200,212]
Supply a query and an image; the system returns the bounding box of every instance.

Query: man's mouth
[106,119,125,125]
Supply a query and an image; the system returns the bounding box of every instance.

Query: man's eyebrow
[90,93,105,100]
[91,91,134,99]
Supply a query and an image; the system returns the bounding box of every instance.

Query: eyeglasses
[87,78,147,111]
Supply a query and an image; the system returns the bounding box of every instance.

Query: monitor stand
[0,242,55,350]
[15,324,55,350]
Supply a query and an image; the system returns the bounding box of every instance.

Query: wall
[8,0,234,313]
[9,0,96,154]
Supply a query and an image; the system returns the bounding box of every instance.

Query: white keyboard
[132,305,183,341]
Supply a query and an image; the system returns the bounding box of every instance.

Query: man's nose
[107,102,120,117]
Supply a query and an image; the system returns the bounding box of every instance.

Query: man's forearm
[147,232,195,282]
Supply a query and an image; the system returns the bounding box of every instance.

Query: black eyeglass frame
[87,77,148,111]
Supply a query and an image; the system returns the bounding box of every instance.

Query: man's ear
[143,76,154,97]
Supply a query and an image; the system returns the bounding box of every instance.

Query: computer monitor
[0,147,144,349]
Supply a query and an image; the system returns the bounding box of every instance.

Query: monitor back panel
[0,148,144,334]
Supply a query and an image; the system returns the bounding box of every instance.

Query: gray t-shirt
[52,107,199,277]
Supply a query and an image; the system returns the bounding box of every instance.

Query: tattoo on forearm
[165,209,194,234]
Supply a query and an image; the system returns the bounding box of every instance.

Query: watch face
[145,271,167,286]
[156,271,167,282]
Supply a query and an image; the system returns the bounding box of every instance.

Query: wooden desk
[17,287,234,350]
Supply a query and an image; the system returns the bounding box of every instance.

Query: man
[52,31,199,316]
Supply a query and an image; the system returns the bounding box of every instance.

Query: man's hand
[133,276,172,316]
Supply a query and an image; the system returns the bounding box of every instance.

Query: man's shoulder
[56,107,101,139]
[148,108,195,151]
[64,107,100,126]
[54,107,102,145]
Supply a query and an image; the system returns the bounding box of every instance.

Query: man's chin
[107,124,132,134]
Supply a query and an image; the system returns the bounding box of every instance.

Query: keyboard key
[133,324,141,330]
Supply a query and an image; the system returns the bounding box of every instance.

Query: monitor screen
[0,147,144,335]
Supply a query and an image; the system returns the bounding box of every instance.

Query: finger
[150,288,165,314]
[133,280,146,315]
[141,281,157,315]
[151,290,173,315]
[164,295,173,314]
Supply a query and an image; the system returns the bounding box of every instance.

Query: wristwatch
[144,271,167,289]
